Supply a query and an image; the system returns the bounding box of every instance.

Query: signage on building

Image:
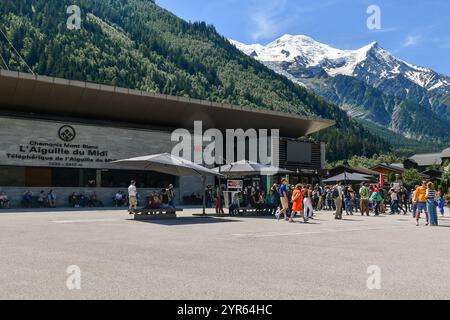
[227,180,243,191]
[0,117,174,169]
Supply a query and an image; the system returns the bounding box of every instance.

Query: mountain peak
[232,35,449,93]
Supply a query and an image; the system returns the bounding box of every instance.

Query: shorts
[281,198,289,210]
[129,196,138,207]
[416,202,427,212]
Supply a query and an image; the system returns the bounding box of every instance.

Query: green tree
[388,172,396,183]
[402,169,422,187]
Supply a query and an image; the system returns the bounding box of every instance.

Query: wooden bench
[129,208,183,220]
[233,207,271,217]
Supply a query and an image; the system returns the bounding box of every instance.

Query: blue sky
[157,0,450,75]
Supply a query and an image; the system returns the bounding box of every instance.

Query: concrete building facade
[0,70,334,207]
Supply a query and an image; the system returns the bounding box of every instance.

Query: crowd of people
[1,178,447,225]
[227,180,317,221]
[21,190,57,208]
[0,189,85,209]
[325,180,446,226]
[223,177,447,227]
[124,181,177,212]
[228,186,279,215]
[69,192,104,208]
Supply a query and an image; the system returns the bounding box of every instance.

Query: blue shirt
[279,184,287,198]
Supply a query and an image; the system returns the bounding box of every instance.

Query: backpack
[332,187,340,199]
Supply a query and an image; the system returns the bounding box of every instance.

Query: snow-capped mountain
[230,34,450,93]
[231,35,450,142]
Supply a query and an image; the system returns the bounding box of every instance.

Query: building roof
[0,70,335,138]
[371,163,430,178]
[329,165,380,177]
[371,163,406,174]
[390,163,404,169]
[441,148,450,158]
[409,153,442,167]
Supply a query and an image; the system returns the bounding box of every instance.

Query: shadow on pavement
[135,216,242,226]
[0,207,127,214]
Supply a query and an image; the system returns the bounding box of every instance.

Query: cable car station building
[0,70,334,207]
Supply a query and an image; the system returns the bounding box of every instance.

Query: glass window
[51,168,80,187]
[0,166,26,186]
[81,169,97,188]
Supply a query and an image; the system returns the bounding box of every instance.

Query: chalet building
[405,153,444,172]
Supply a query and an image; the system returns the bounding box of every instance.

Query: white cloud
[249,0,289,41]
[403,35,421,47]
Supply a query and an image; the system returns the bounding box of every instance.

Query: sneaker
[416,221,419,226]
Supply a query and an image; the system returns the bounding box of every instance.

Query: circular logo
[58,125,76,142]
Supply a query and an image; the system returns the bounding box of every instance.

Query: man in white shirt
[128,180,138,212]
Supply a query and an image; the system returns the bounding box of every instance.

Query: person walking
[215,186,225,215]
[333,182,343,220]
[370,186,381,216]
[326,187,334,210]
[128,180,138,212]
[359,182,370,217]
[389,188,399,215]
[414,181,429,226]
[438,187,445,217]
[303,185,314,220]
[168,184,175,207]
[277,179,289,221]
[291,184,304,223]
[399,188,408,214]
[411,185,419,219]
[379,186,386,214]
[317,185,324,211]
[272,184,281,216]
[343,186,353,215]
[426,182,438,226]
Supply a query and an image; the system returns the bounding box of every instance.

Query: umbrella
[111,153,223,214]
[213,160,294,177]
[322,172,370,184]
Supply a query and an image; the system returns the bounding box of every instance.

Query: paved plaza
[1,208,450,300]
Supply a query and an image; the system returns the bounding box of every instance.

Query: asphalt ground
[1,207,449,300]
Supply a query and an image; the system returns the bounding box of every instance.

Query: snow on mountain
[231,34,450,93]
